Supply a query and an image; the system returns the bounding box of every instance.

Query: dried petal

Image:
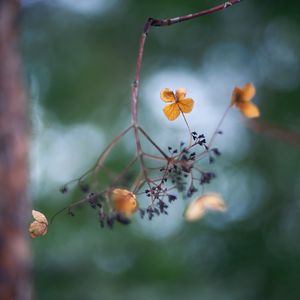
[231,83,259,118]
[161,88,195,121]
[111,188,138,215]
[231,83,256,105]
[184,193,226,221]
[175,88,187,101]
[163,103,181,121]
[230,87,243,106]
[29,221,48,238]
[29,210,48,238]
[160,88,176,103]
[32,210,48,225]
[178,98,194,113]
[240,83,256,102]
[237,101,260,118]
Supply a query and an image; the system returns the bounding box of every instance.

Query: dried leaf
[175,88,187,100]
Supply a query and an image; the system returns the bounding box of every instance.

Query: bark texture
[0,1,31,299]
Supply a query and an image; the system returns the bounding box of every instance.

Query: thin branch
[151,0,241,27]
[109,157,138,188]
[93,125,133,176]
[208,105,231,148]
[50,192,102,224]
[138,126,169,159]
[143,153,166,161]
[131,0,242,180]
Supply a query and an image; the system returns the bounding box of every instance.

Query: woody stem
[131,0,242,182]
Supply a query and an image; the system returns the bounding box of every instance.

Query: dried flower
[161,88,194,121]
[184,193,226,221]
[111,188,138,215]
[29,210,48,238]
[231,83,260,118]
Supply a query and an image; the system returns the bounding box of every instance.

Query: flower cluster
[28,2,256,238]
[30,83,260,237]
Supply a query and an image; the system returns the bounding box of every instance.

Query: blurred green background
[21,0,300,299]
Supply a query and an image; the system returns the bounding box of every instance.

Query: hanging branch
[31,0,250,234]
[131,0,242,165]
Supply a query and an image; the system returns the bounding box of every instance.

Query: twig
[93,125,133,176]
[208,105,231,148]
[131,0,242,181]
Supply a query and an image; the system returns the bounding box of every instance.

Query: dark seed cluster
[139,198,169,220]
[139,130,222,220]
[60,188,131,229]
[98,212,131,229]
[59,128,223,228]
[192,132,207,147]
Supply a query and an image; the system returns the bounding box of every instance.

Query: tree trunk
[0,1,31,299]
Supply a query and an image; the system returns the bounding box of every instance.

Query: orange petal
[237,101,260,118]
[240,83,256,102]
[160,88,176,103]
[231,87,242,106]
[163,103,181,121]
[231,87,243,106]
[178,98,194,113]
[111,188,138,215]
[231,83,256,106]
[175,88,187,101]
[184,193,226,222]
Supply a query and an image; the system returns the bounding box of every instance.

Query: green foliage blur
[22,0,300,299]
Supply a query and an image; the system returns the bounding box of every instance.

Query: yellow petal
[163,103,181,121]
[111,188,138,215]
[160,88,176,103]
[240,83,256,102]
[184,193,226,222]
[32,210,48,225]
[178,98,194,113]
[29,221,48,238]
[175,88,187,101]
[237,101,260,118]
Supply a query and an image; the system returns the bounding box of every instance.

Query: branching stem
[131,0,242,181]
[93,125,133,176]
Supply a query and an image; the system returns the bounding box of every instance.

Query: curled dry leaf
[184,193,226,221]
[111,188,138,215]
[29,210,48,238]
